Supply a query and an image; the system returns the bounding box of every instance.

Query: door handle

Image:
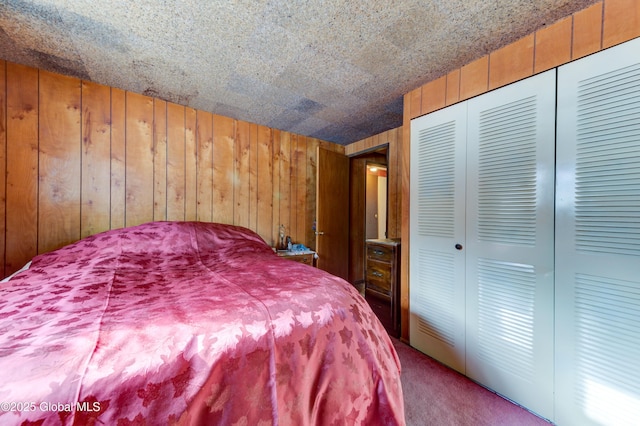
[315,231,325,236]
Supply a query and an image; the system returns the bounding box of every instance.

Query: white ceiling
[0,0,598,144]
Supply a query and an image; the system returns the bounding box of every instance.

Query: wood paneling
[153,99,168,221]
[0,62,5,278]
[81,81,112,238]
[603,0,640,48]
[185,108,198,221]
[272,129,282,246]
[445,69,461,106]
[401,93,411,343]
[249,123,258,232]
[6,63,39,273]
[0,63,342,277]
[306,138,319,249]
[234,120,250,229]
[409,88,422,119]
[489,34,534,90]
[167,102,186,221]
[196,110,214,222]
[387,127,400,239]
[38,71,82,254]
[278,131,292,240]
[211,114,235,225]
[573,3,603,60]
[421,75,446,114]
[257,125,273,245]
[460,55,489,101]
[535,16,572,73]
[294,135,307,244]
[125,92,154,227]
[110,88,126,229]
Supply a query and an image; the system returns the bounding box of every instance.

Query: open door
[316,147,349,280]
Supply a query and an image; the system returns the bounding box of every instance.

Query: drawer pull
[372,271,384,277]
[373,250,385,256]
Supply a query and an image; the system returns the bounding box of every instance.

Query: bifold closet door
[464,69,556,419]
[410,102,467,373]
[556,38,640,426]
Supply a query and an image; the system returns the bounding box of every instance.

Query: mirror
[366,162,388,240]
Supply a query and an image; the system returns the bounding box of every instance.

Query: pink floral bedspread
[0,221,404,425]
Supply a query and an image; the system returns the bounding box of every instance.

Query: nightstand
[365,239,401,337]
[276,250,317,267]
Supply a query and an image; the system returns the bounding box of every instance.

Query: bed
[0,221,404,425]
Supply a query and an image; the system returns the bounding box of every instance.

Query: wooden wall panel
[249,123,258,232]
[421,75,446,114]
[409,88,422,119]
[288,134,298,240]
[38,71,82,254]
[185,108,197,221]
[6,63,39,274]
[234,120,250,229]
[387,127,400,239]
[81,81,112,238]
[196,111,214,222]
[603,0,640,48]
[0,61,342,278]
[348,157,366,284]
[401,93,411,342]
[257,125,273,245]
[167,102,186,221]
[211,114,235,225]
[306,138,319,249]
[279,132,292,241]
[573,3,603,60]
[110,88,126,229]
[445,69,461,106]
[271,129,282,247]
[153,99,168,221]
[534,16,572,73]
[488,34,534,90]
[294,135,307,245]
[125,92,154,227]
[0,61,5,277]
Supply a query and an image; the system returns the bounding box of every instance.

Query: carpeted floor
[391,338,553,426]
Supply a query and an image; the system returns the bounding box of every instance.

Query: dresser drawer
[367,244,393,262]
[366,260,391,295]
[276,251,315,266]
[364,239,400,337]
[290,253,314,265]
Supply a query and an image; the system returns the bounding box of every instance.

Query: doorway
[348,146,388,287]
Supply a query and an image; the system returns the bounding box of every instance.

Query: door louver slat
[477,96,538,246]
[416,123,456,238]
[575,63,640,257]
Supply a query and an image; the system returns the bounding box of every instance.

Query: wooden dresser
[365,239,400,337]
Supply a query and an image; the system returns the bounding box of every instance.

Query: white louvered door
[410,102,467,373]
[465,70,556,419]
[556,38,640,426]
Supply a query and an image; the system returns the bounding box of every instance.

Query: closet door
[410,102,467,373]
[465,70,556,419]
[556,38,640,426]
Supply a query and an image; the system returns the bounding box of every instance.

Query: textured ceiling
[0,0,597,145]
